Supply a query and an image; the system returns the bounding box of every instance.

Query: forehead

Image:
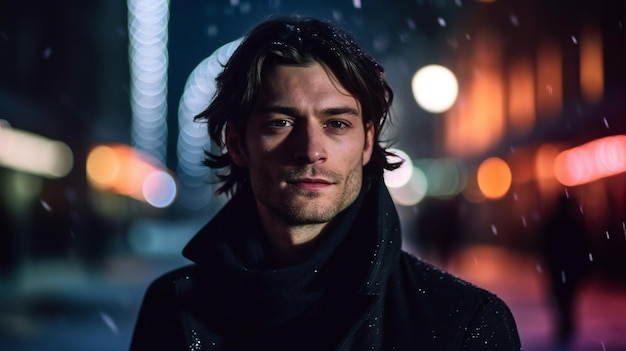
[260,63,354,99]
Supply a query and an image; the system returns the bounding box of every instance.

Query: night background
[1,0,626,350]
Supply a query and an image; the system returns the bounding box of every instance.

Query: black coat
[130,180,521,350]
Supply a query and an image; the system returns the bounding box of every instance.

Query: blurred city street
[2,0,626,350]
[447,245,626,351]
[0,255,186,351]
[1,245,625,351]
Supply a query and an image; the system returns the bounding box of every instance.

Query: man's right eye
[268,119,293,128]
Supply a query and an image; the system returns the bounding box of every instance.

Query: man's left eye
[326,120,348,129]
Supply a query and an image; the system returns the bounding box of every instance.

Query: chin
[281,202,338,225]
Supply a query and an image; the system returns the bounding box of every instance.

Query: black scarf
[183,183,378,350]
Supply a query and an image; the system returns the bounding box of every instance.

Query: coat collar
[182,178,402,296]
[355,178,402,294]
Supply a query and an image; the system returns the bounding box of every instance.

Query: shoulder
[387,252,521,349]
[151,263,200,284]
[130,264,200,350]
[138,264,196,303]
[397,252,485,297]
[140,264,202,303]
[395,251,513,314]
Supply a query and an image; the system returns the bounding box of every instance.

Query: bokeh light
[535,143,561,193]
[86,145,120,189]
[388,166,428,206]
[554,135,626,187]
[477,157,512,199]
[579,22,604,104]
[143,170,177,208]
[411,64,459,113]
[177,38,242,210]
[0,120,73,179]
[86,144,177,208]
[414,158,467,197]
[128,0,170,165]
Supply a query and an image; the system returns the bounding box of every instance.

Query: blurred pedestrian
[541,194,591,347]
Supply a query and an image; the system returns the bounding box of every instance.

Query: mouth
[286,178,334,190]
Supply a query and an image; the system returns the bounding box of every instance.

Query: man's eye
[326,120,348,129]
[268,119,293,128]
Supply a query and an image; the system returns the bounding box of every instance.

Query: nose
[293,121,327,164]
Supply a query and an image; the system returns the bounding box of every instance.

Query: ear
[362,122,374,166]
[225,124,248,167]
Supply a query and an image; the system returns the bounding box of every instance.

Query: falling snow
[100,312,119,334]
[207,25,218,37]
[406,19,416,31]
[40,199,51,212]
[43,47,52,59]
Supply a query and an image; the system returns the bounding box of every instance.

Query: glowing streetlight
[411,65,459,113]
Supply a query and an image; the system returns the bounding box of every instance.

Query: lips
[283,167,340,189]
[290,178,332,185]
[287,177,334,190]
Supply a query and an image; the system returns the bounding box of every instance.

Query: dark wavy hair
[194,16,401,195]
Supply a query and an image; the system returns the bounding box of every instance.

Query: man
[130,16,521,350]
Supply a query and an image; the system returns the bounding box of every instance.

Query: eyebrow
[256,105,360,118]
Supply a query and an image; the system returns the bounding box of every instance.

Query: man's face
[227,62,374,228]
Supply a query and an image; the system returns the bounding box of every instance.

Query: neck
[257,208,329,265]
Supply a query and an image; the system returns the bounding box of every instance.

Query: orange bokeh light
[477,157,512,199]
[86,144,160,201]
[86,145,120,189]
[580,23,604,104]
[536,39,562,119]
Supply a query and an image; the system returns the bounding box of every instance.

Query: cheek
[243,137,279,169]
[251,134,288,157]
[340,136,371,167]
[340,143,368,168]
